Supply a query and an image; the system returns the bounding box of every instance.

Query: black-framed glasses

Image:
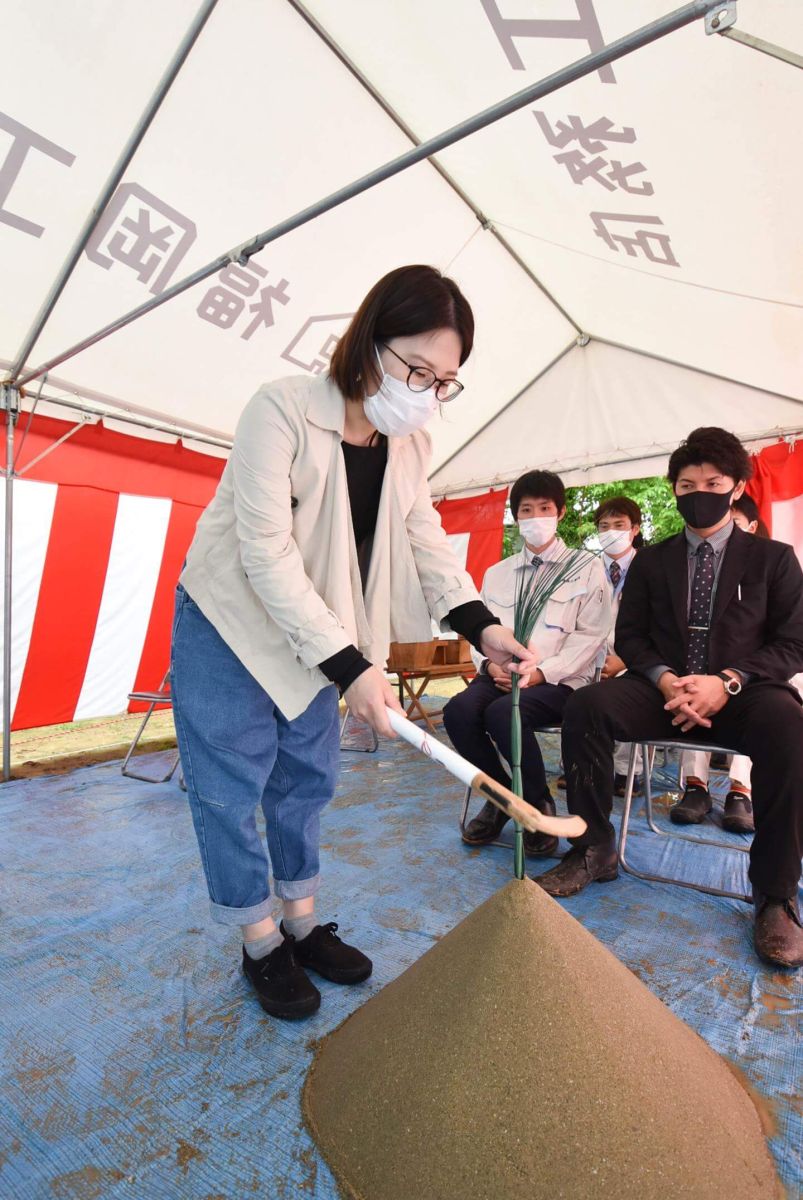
[379,343,464,402]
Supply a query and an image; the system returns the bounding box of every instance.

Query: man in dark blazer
[536,427,803,969]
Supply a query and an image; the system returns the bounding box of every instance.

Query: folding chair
[122,670,185,787]
[618,738,751,903]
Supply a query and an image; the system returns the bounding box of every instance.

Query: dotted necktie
[686,542,715,674]
[530,555,542,569]
[609,561,621,589]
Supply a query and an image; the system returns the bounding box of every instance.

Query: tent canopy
[2,0,802,491]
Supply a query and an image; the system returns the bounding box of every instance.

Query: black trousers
[443,673,571,809]
[561,674,803,899]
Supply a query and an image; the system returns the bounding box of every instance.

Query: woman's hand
[479,625,540,687]
[344,667,404,738]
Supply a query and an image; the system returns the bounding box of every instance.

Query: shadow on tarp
[0,721,800,1198]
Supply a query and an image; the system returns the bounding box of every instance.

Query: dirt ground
[3,676,467,780]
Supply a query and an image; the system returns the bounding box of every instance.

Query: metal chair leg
[617,741,751,903]
[340,706,378,753]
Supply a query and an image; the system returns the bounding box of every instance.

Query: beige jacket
[472,539,610,689]
[180,374,479,719]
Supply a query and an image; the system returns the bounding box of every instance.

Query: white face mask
[363,347,438,438]
[598,529,633,556]
[518,516,558,547]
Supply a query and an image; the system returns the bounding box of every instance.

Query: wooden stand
[387,639,475,734]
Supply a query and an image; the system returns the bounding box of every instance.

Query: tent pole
[287,0,582,335]
[4,0,220,385]
[20,392,233,452]
[15,0,720,389]
[1,386,19,783]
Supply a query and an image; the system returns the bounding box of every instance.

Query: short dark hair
[732,493,760,524]
[509,470,565,518]
[667,427,752,487]
[733,493,770,537]
[593,496,642,527]
[328,265,474,401]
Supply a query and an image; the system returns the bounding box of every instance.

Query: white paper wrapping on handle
[386,707,477,788]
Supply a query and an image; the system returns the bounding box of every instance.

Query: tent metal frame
[430,334,803,493]
[0,1,742,776]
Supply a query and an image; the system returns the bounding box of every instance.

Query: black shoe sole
[669,808,712,825]
[256,993,321,1019]
[461,829,507,845]
[300,961,373,985]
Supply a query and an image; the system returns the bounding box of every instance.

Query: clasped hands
[659,671,730,733]
[480,626,543,694]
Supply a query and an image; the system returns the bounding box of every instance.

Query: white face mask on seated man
[597,529,633,556]
[518,515,558,548]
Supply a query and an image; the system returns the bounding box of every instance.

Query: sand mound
[304,880,779,1200]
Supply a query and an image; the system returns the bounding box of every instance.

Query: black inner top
[317,437,498,692]
[341,438,388,583]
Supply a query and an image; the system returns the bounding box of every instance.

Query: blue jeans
[170,585,340,925]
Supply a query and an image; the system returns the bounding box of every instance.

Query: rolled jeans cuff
[209,895,274,927]
[273,872,322,901]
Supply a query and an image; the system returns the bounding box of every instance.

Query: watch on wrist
[717,671,742,696]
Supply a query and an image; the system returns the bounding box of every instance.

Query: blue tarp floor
[1,716,801,1199]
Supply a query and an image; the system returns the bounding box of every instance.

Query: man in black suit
[536,427,803,969]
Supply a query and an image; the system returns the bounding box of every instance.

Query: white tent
[2,0,803,769]
[3,0,802,475]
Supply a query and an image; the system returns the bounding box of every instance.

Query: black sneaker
[670,782,712,825]
[281,921,373,984]
[241,939,321,1020]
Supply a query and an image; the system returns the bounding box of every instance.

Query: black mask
[676,488,735,529]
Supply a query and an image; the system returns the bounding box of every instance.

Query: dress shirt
[646,518,747,686]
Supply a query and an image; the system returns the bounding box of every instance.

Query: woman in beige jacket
[172,265,538,1019]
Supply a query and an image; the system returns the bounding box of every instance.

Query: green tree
[502,474,684,558]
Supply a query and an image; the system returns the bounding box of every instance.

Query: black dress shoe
[462,799,509,844]
[242,940,321,1019]
[722,791,754,834]
[753,894,803,969]
[523,794,558,858]
[614,773,642,797]
[709,751,729,771]
[533,842,618,897]
[281,921,372,984]
[556,774,567,791]
[670,783,712,825]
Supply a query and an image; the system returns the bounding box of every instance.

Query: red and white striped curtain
[2,414,224,730]
[3,420,509,732]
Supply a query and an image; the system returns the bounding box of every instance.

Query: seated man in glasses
[536,427,803,970]
[443,470,610,859]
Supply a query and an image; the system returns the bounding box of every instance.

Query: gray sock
[283,912,317,942]
[243,927,283,961]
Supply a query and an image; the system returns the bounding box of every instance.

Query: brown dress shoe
[753,893,803,969]
[462,800,508,845]
[523,795,558,859]
[722,791,754,834]
[533,842,618,897]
